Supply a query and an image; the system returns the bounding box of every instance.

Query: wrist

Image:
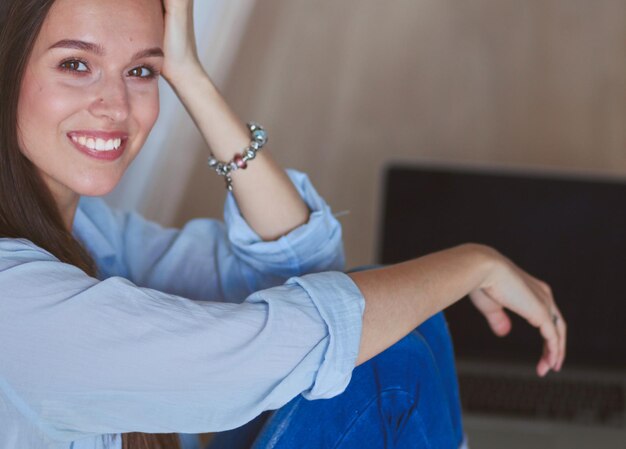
[462,243,509,293]
[207,122,269,191]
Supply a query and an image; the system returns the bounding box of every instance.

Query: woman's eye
[59,60,88,72]
[128,66,156,79]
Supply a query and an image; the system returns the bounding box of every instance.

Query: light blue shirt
[0,170,365,449]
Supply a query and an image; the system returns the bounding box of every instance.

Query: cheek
[18,68,84,151]
[131,87,160,137]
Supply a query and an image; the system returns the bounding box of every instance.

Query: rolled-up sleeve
[0,241,364,442]
[96,169,344,303]
[224,169,345,279]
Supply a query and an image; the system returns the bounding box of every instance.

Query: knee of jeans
[365,331,440,392]
[352,389,421,442]
[415,312,455,352]
[420,311,448,334]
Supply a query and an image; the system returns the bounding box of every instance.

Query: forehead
[39,0,163,49]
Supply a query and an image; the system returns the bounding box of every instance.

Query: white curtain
[104,0,256,223]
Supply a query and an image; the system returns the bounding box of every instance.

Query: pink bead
[234,153,247,169]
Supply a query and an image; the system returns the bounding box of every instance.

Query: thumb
[469,289,512,337]
[484,308,512,337]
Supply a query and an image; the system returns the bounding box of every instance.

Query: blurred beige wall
[174,0,626,268]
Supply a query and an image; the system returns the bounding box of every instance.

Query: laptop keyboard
[458,373,625,427]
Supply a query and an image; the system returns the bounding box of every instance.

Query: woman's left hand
[468,248,567,377]
[161,0,201,81]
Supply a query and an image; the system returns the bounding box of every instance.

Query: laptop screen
[379,164,626,369]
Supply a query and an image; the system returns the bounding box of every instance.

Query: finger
[525,276,564,372]
[537,310,560,374]
[481,307,512,337]
[537,342,552,377]
[469,290,512,336]
[487,308,512,337]
[536,280,553,297]
[532,279,566,371]
[553,310,567,371]
[547,307,564,372]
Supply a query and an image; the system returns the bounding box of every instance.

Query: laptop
[378,162,626,448]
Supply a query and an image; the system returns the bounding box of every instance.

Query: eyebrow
[48,39,164,60]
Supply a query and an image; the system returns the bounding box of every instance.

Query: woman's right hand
[468,246,567,377]
[161,0,201,83]
[158,0,310,241]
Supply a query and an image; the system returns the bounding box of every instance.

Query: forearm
[349,244,494,365]
[167,64,309,241]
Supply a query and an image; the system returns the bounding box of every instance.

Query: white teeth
[71,135,123,151]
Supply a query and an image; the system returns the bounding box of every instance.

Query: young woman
[0,0,566,448]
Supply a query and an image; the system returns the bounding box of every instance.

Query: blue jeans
[205,312,464,449]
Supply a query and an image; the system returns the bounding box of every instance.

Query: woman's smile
[67,130,129,161]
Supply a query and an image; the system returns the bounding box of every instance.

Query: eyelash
[58,58,159,80]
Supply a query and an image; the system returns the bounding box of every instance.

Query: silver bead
[247,122,261,132]
[252,129,268,146]
[245,148,257,160]
[208,156,218,167]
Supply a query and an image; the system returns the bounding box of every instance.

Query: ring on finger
[551,313,559,326]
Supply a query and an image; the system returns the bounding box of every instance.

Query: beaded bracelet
[207,122,268,191]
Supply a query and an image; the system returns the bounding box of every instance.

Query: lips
[67,131,129,161]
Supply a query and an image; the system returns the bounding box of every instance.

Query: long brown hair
[0,1,181,448]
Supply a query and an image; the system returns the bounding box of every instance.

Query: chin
[71,175,122,197]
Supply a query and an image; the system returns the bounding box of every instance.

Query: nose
[88,75,130,123]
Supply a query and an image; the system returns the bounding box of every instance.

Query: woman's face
[17,0,164,205]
